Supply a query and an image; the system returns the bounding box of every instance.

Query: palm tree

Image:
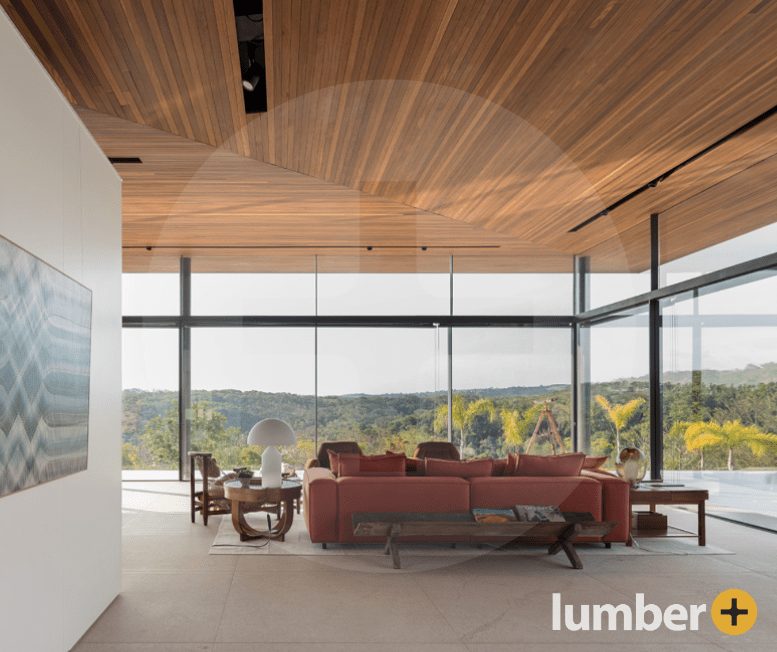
[434,394,495,455]
[595,395,646,453]
[500,404,543,451]
[684,420,777,471]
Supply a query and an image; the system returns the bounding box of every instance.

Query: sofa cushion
[583,455,609,470]
[469,475,603,520]
[506,453,518,475]
[337,453,406,477]
[384,450,425,475]
[514,452,586,477]
[492,458,507,476]
[426,457,493,477]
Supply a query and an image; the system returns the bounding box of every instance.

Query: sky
[121,261,777,394]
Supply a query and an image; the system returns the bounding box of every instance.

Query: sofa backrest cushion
[426,457,494,477]
[583,455,609,470]
[492,458,507,476]
[336,453,406,477]
[506,453,518,475]
[513,452,586,477]
[318,441,363,469]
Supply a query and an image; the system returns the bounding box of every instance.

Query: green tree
[500,403,542,451]
[595,395,646,453]
[434,394,495,456]
[684,420,777,471]
[142,400,261,469]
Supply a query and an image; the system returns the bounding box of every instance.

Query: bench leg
[548,523,583,569]
[385,524,402,569]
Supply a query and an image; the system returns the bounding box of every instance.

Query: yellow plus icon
[711,590,757,635]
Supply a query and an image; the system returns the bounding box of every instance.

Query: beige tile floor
[71,482,777,652]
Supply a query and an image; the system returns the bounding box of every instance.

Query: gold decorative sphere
[615,447,647,487]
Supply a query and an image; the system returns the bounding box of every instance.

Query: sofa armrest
[582,470,630,543]
[303,467,338,543]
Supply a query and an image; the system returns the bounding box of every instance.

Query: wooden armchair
[189,451,231,526]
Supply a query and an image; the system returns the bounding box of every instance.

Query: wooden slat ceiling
[4,0,777,273]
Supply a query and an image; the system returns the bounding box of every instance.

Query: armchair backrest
[316,441,363,469]
[413,440,460,461]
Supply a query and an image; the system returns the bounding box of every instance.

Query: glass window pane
[190,328,316,471]
[317,328,447,455]
[191,272,316,315]
[317,254,450,315]
[121,329,179,471]
[661,271,777,518]
[453,254,573,315]
[583,219,651,310]
[454,274,573,315]
[453,328,572,459]
[580,308,649,470]
[122,273,179,316]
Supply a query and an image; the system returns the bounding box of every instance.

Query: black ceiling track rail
[108,157,142,164]
[568,102,777,233]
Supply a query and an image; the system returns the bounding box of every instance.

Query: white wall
[0,9,122,652]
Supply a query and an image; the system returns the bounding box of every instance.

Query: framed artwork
[0,235,92,498]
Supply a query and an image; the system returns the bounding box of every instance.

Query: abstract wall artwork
[0,235,92,498]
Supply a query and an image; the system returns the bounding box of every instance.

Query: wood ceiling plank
[7,0,777,270]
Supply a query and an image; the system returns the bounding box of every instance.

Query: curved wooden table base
[224,480,302,542]
[231,499,296,541]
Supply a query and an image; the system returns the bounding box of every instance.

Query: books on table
[472,508,517,523]
[513,504,565,522]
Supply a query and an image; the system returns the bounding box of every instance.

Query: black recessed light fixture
[234,1,267,114]
[366,246,373,251]
[421,246,428,251]
[145,247,152,251]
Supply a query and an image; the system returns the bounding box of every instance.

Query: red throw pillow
[513,452,586,477]
[425,457,494,478]
[384,450,424,475]
[337,453,406,477]
[506,453,518,475]
[327,450,341,476]
[492,458,507,477]
[583,455,608,470]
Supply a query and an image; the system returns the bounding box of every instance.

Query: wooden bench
[352,512,617,570]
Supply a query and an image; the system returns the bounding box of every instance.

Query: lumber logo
[553,591,757,633]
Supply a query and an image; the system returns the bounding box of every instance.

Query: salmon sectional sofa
[302,465,630,545]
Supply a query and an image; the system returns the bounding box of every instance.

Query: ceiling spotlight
[242,61,264,92]
[421,246,428,251]
[366,246,373,251]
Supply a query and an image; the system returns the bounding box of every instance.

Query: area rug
[210,513,734,564]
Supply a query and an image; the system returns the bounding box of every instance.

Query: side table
[628,486,709,546]
[224,479,302,542]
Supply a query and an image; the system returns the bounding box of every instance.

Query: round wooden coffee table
[224,479,302,542]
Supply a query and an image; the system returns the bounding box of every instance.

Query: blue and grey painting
[0,236,92,498]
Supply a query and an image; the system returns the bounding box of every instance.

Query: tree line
[122,379,777,472]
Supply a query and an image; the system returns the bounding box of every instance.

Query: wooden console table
[352,512,617,570]
[628,486,709,547]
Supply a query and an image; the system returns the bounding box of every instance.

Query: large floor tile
[215,645,470,652]
[413,570,708,644]
[215,571,459,643]
[124,534,237,572]
[81,572,233,644]
[465,644,726,652]
[73,645,213,652]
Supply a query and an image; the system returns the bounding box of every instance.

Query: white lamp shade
[247,418,296,447]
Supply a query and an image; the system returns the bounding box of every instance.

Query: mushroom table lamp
[247,418,296,489]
